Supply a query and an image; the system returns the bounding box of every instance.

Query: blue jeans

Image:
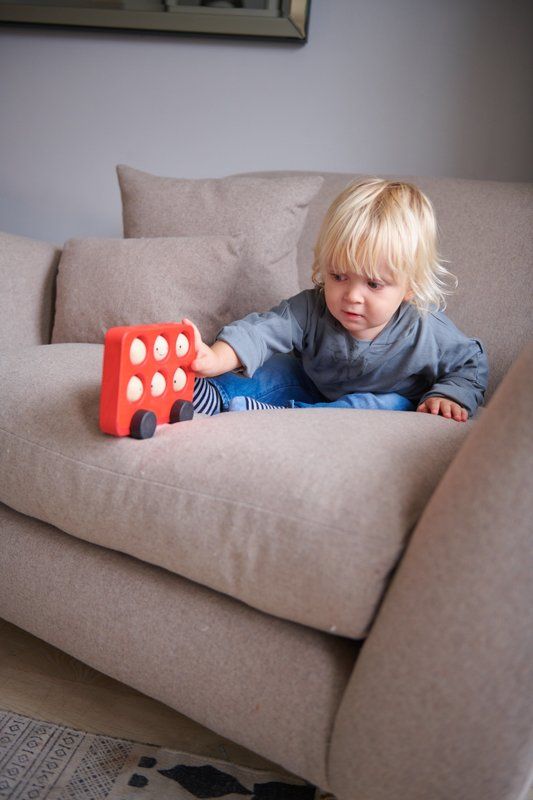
[209,353,414,412]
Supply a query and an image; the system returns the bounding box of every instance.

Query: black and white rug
[0,710,325,800]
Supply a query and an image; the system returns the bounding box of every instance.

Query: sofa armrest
[328,343,533,800]
[0,231,61,350]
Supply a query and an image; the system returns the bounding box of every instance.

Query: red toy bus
[99,322,196,439]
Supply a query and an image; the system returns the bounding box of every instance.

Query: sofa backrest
[0,232,60,352]
[254,171,533,400]
[4,172,530,401]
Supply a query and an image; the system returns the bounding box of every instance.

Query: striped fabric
[193,378,222,415]
[229,396,285,412]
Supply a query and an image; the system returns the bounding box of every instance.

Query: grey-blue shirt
[217,289,489,416]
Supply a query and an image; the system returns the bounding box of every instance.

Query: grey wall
[1,0,532,244]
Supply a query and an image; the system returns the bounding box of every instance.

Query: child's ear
[403,288,414,301]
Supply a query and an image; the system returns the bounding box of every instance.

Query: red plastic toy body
[99,322,196,439]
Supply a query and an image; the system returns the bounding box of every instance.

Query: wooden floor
[0,618,293,777]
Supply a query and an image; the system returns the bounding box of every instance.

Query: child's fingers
[424,397,441,414]
[440,399,453,418]
[418,397,468,422]
[182,317,196,337]
[438,399,467,421]
[451,403,468,422]
[417,399,438,413]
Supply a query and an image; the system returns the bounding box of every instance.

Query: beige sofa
[0,170,532,800]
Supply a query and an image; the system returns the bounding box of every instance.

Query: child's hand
[182,318,241,378]
[417,396,468,422]
[182,318,219,377]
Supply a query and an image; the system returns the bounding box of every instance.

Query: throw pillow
[116,165,324,316]
[51,235,243,345]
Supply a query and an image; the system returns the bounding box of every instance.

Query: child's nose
[345,282,364,302]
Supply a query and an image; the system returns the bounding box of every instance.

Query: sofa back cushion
[117,165,324,323]
[44,168,532,396]
[51,235,245,345]
[0,232,60,351]
[250,171,533,400]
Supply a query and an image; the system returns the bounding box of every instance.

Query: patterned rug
[0,710,325,800]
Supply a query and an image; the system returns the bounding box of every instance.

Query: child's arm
[183,318,241,377]
[416,336,489,420]
[214,293,311,379]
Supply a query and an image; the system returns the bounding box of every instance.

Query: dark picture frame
[0,0,311,41]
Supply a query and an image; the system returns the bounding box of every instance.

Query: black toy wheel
[169,399,194,424]
[130,410,157,439]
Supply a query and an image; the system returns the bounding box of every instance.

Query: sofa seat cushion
[0,345,470,639]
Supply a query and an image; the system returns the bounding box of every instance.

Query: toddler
[186,178,488,422]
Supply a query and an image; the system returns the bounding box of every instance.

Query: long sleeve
[418,337,489,416]
[215,292,310,377]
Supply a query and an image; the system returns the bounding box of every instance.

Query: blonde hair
[312,178,456,313]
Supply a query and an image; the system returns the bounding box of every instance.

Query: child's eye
[367,280,384,290]
[329,272,346,282]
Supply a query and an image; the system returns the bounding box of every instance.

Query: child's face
[323,263,413,340]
